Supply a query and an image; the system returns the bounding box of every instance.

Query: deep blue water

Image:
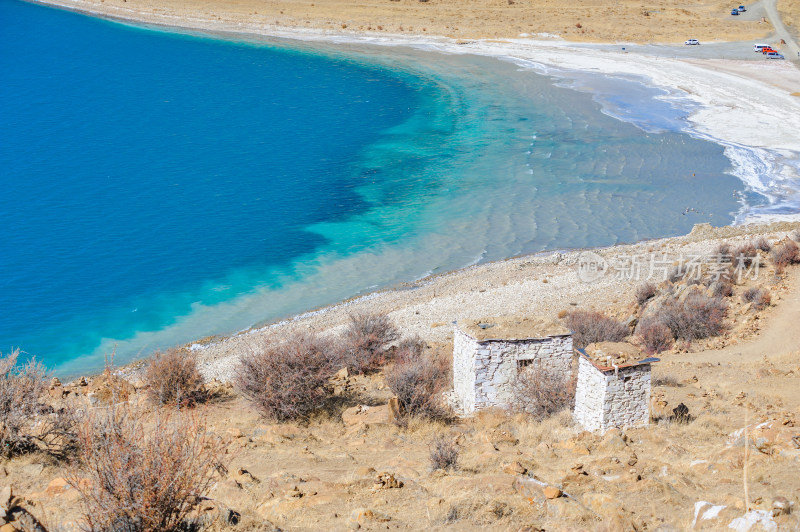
[1,0,748,375]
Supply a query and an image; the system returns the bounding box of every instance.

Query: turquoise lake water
[1,0,751,375]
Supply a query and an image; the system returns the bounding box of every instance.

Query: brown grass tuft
[429,434,459,471]
[235,332,337,422]
[145,348,205,407]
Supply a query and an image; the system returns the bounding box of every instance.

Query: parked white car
[765,51,785,59]
[684,39,700,45]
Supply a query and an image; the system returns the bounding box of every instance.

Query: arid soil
[3,225,800,531]
[36,0,772,43]
[778,0,800,42]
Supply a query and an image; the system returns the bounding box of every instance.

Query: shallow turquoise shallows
[1,0,747,375]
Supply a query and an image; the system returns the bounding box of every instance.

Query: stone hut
[572,342,657,433]
[448,317,573,416]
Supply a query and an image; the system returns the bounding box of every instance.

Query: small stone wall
[451,326,574,416]
[573,356,651,433]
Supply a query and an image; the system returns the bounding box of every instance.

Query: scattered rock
[502,461,527,475]
[42,478,80,501]
[0,486,48,531]
[373,472,403,490]
[543,486,562,499]
[599,430,628,452]
[285,486,303,499]
[234,468,260,485]
[772,496,793,516]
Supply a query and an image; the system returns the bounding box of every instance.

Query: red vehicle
[761,47,777,54]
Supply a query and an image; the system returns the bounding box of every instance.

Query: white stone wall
[452,328,477,416]
[451,327,574,416]
[573,356,651,433]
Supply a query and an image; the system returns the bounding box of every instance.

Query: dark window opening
[518,359,535,370]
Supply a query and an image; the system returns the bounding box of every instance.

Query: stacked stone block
[573,355,651,433]
[451,325,573,416]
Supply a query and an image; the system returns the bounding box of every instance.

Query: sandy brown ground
[40,0,773,43]
[4,1,799,528]
[778,0,800,42]
[5,235,800,530]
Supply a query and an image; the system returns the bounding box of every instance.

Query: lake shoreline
[23,0,800,380]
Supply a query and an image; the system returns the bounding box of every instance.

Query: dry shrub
[733,242,758,267]
[429,435,459,471]
[0,350,46,457]
[635,282,658,306]
[752,236,772,253]
[563,310,628,349]
[338,313,400,374]
[653,292,727,342]
[709,278,734,298]
[0,350,78,459]
[637,319,674,354]
[145,349,204,407]
[385,347,451,422]
[394,336,426,362]
[741,287,771,310]
[772,240,800,271]
[69,403,226,532]
[235,332,336,422]
[509,365,575,421]
[713,242,732,260]
[667,265,687,283]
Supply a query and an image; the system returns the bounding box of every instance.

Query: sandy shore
[27,0,800,380]
[187,221,800,382]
